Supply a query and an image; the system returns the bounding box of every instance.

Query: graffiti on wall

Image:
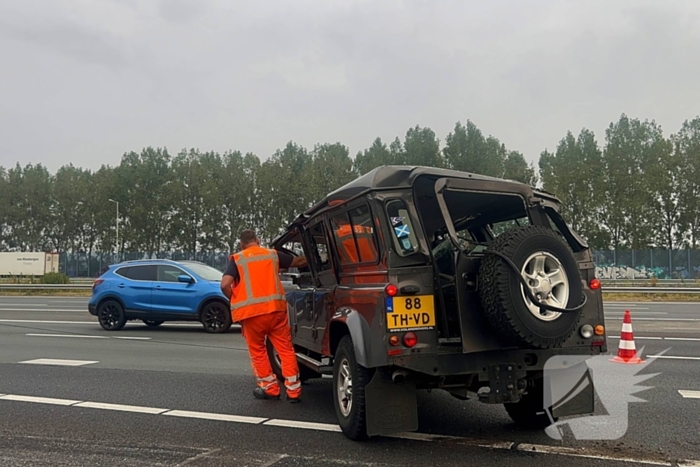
[595,265,700,280]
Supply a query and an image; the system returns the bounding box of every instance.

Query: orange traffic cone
[610,310,644,364]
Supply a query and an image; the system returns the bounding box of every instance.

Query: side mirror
[178,274,194,283]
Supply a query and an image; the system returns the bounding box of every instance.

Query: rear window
[386,199,420,256]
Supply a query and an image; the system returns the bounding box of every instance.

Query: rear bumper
[390,344,605,377]
[88,304,97,316]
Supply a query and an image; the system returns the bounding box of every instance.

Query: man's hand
[290,256,307,268]
[220,275,234,299]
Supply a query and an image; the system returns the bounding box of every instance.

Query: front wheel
[266,338,319,383]
[200,302,232,333]
[97,300,126,331]
[333,335,372,440]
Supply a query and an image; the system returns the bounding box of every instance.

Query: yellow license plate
[387,295,436,331]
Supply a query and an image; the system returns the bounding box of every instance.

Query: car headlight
[580,324,594,339]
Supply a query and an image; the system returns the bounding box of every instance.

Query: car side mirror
[178,274,194,283]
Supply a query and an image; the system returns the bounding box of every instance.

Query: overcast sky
[2,0,699,173]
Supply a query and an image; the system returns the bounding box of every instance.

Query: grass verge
[0,290,92,297]
[603,292,700,302]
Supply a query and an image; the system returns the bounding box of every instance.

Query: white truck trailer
[0,252,60,277]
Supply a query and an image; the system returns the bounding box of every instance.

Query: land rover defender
[267,165,607,440]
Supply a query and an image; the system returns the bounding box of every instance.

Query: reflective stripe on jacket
[229,246,287,322]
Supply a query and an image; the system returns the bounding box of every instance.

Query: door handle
[155,285,162,290]
[117,283,125,288]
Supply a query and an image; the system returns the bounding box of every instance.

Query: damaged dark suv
[268,165,607,440]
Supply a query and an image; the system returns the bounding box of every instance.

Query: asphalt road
[0,297,699,466]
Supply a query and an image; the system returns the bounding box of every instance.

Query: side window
[330,211,360,265]
[157,265,188,282]
[308,221,332,272]
[120,265,156,281]
[386,200,420,256]
[349,205,379,262]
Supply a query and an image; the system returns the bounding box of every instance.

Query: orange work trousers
[240,309,301,399]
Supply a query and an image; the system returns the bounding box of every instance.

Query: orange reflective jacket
[229,246,287,322]
[335,224,377,264]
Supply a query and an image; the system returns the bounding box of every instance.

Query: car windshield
[182,262,223,281]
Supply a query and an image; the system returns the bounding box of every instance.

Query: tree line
[1,113,698,255]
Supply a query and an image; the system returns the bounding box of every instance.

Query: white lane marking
[18,358,99,366]
[606,311,663,314]
[679,390,700,399]
[113,336,151,340]
[0,394,81,406]
[74,402,169,414]
[665,337,700,341]
[648,355,700,360]
[679,460,700,467]
[516,443,672,465]
[0,320,97,324]
[0,319,237,328]
[163,409,267,424]
[26,333,108,339]
[0,391,697,466]
[263,419,342,432]
[0,308,85,312]
[607,336,663,340]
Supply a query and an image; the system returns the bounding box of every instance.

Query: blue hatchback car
[88,259,232,333]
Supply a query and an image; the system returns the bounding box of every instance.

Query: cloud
[1,0,700,172]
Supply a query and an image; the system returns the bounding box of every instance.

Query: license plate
[386,295,436,331]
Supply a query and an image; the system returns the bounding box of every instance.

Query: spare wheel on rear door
[478,225,584,349]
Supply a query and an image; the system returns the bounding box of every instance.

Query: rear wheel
[333,335,372,440]
[479,225,583,349]
[97,300,126,331]
[200,302,232,333]
[504,379,558,429]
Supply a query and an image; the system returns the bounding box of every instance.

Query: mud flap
[544,359,595,419]
[364,367,419,437]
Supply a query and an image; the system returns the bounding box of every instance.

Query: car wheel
[266,338,318,383]
[504,379,558,429]
[333,335,372,440]
[97,300,126,331]
[479,225,583,349]
[142,320,164,327]
[200,301,232,333]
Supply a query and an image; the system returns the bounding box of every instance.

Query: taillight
[589,278,601,290]
[92,279,104,290]
[403,332,418,348]
[389,335,400,346]
[385,284,398,297]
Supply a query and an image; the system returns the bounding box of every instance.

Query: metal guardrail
[1,284,700,294]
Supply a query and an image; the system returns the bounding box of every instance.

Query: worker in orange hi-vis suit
[221,229,307,403]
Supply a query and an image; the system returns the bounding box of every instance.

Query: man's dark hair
[240,229,258,246]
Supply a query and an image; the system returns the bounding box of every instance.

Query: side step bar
[296,352,333,374]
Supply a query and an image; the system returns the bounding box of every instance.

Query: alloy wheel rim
[337,357,353,417]
[520,251,570,321]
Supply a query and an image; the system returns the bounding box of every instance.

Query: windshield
[182,262,223,281]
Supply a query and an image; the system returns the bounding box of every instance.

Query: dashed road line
[0,391,696,466]
[25,333,151,340]
[26,333,107,339]
[262,419,342,432]
[648,355,700,361]
[0,394,81,406]
[74,401,169,414]
[516,444,672,465]
[678,390,700,399]
[18,358,99,366]
[163,409,267,424]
